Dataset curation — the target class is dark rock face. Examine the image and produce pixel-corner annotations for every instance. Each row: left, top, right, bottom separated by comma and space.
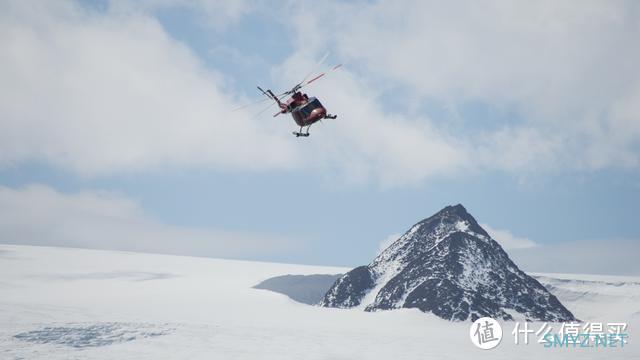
319, 266, 374, 307
320, 204, 576, 322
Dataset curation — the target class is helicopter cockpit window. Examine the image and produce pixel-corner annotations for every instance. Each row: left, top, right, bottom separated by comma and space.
299, 98, 322, 117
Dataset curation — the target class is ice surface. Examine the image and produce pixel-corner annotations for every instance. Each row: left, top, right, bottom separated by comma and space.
14, 322, 170, 348
0, 244, 638, 359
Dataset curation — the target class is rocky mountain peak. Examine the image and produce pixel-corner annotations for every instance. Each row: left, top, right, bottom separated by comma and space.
321, 204, 576, 322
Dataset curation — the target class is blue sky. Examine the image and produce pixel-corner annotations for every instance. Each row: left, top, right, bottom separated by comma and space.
1, 1, 639, 273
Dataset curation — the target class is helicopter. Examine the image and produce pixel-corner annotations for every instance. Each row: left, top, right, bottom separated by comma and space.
237, 63, 342, 137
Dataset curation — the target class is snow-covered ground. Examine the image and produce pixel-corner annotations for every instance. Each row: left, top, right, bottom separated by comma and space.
0, 244, 637, 359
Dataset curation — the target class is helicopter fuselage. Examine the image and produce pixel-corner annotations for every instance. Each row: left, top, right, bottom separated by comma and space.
274, 91, 327, 127
288, 96, 327, 127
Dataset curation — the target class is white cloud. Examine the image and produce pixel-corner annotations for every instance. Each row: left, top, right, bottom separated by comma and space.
508, 239, 640, 276
285, 0, 640, 177
1, 1, 639, 185
108, 0, 252, 30
0, 184, 299, 258
481, 223, 537, 249
0, 1, 296, 175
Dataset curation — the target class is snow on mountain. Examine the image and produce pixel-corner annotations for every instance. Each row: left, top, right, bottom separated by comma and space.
321, 204, 576, 322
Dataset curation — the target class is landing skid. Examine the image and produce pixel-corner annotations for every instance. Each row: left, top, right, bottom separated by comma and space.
293, 125, 311, 138
292, 115, 337, 137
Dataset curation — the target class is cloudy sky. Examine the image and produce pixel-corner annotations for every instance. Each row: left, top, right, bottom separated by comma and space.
1, 0, 639, 274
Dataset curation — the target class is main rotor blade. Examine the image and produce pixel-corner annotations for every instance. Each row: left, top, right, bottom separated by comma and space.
232, 96, 270, 111
301, 63, 343, 88
254, 101, 277, 117
233, 85, 290, 112
298, 52, 330, 86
